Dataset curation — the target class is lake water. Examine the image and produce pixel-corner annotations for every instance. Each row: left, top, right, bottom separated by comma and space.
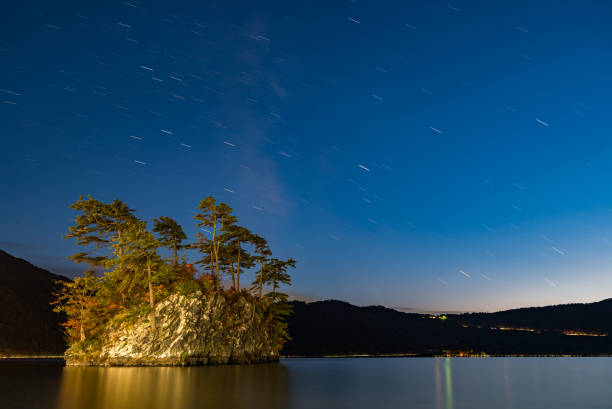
2, 357, 612, 409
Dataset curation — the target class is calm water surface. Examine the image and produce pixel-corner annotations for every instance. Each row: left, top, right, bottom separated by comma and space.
1, 357, 612, 409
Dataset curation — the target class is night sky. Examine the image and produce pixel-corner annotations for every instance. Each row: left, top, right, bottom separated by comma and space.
2, 1, 612, 312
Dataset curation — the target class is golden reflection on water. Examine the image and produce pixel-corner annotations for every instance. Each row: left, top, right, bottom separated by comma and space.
3, 357, 611, 409
57, 363, 290, 409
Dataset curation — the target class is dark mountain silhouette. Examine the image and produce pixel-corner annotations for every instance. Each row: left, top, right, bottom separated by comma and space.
454, 299, 612, 334
282, 299, 612, 356
0, 250, 69, 356
2, 249, 612, 357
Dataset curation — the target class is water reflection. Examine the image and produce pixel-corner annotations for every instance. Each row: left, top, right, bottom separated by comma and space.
433, 358, 455, 409
503, 359, 512, 409
0, 359, 63, 409
434, 358, 442, 409
444, 358, 454, 409
3, 357, 612, 409
57, 363, 289, 409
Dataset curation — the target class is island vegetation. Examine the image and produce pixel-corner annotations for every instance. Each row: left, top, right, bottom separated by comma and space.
52, 195, 295, 365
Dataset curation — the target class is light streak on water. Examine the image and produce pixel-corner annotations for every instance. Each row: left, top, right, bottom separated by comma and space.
445, 358, 454, 409
434, 358, 442, 409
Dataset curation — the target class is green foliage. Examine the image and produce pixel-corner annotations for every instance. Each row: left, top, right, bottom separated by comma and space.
113, 303, 152, 327
192, 196, 239, 289
197, 274, 217, 294
251, 235, 272, 298
265, 258, 296, 296
267, 299, 294, 345
58, 195, 296, 350
223, 225, 256, 291
174, 279, 201, 297
64, 196, 138, 267
153, 216, 187, 266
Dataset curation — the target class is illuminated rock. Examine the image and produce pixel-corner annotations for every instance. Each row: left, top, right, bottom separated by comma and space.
65, 292, 279, 366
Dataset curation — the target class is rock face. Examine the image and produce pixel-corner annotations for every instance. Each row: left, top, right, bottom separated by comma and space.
65, 293, 279, 366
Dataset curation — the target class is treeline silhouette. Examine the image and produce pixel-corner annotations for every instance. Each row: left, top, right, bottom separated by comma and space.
282, 300, 612, 356
453, 300, 612, 334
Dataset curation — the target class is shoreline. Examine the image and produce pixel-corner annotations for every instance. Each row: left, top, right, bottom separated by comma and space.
0, 355, 64, 359
281, 353, 612, 358
4, 354, 612, 362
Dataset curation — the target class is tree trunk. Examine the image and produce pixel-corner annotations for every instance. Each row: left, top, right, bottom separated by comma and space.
79, 303, 86, 342
230, 261, 236, 289
215, 242, 221, 290
212, 216, 219, 290
209, 250, 214, 277
147, 258, 156, 332
236, 240, 241, 291
117, 228, 125, 304
259, 260, 264, 298
117, 229, 123, 264
172, 239, 178, 267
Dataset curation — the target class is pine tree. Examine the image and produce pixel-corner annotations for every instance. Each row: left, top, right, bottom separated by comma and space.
220, 225, 255, 291
265, 257, 296, 299
64, 196, 138, 267
263, 258, 296, 346
251, 235, 272, 298
193, 197, 237, 290
153, 216, 186, 267
116, 221, 163, 332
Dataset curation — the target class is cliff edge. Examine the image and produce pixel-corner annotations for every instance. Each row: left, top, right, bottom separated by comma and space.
65, 292, 279, 366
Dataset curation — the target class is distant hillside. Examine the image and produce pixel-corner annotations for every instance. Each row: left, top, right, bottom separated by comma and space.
3, 249, 612, 357
453, 299, 612, 334
0, 250, 69, 356
282, 299, 612, 357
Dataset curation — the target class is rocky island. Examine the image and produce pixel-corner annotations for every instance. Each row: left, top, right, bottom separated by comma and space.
55, 195, 295, 366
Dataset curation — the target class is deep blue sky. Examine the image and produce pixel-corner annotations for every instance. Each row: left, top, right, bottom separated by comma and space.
2, 1, 612, 312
